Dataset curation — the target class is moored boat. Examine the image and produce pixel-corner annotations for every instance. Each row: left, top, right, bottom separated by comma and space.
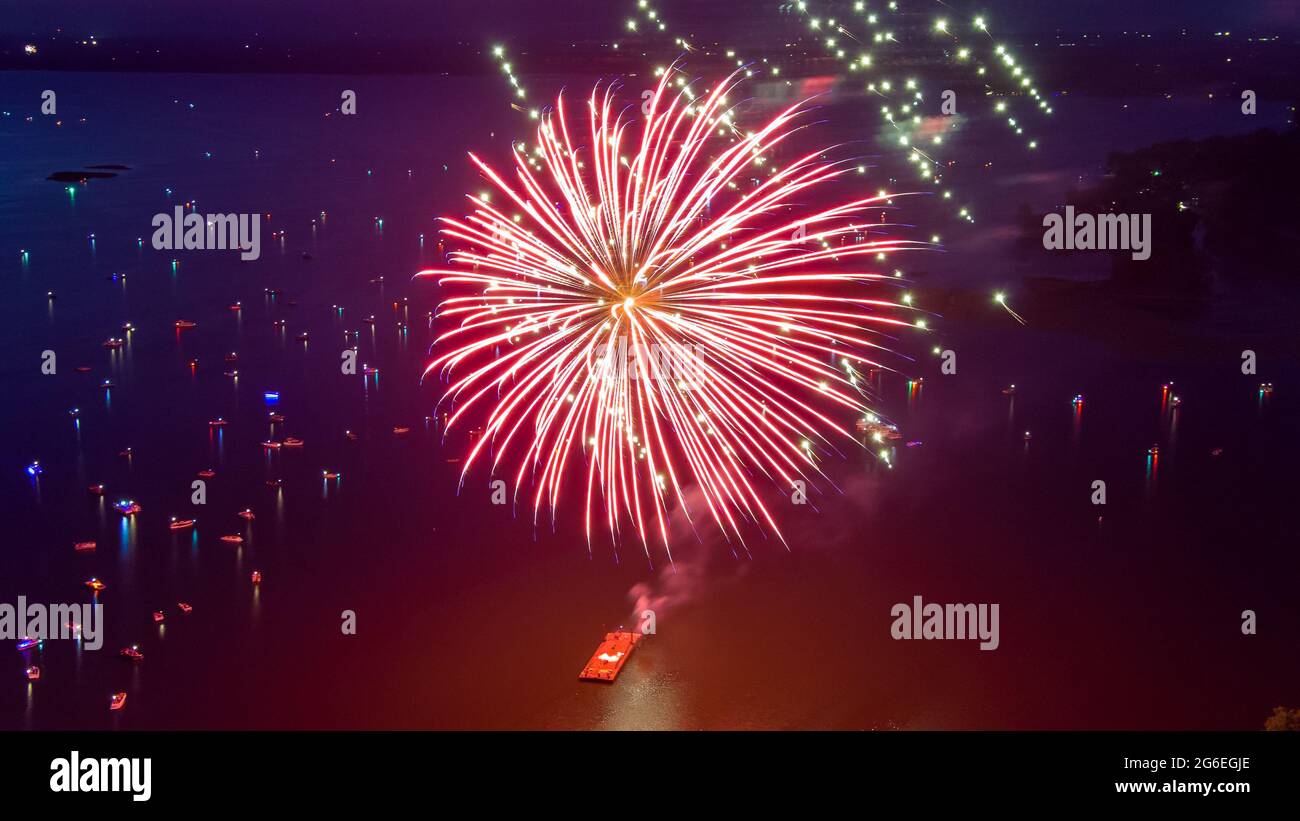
578, 631, 643, 682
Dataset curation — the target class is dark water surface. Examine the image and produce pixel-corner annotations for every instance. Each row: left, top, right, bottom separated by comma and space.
1, 72, 1296, 729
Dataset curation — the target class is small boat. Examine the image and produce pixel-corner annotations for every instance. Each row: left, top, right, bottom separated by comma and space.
75, 366, 92, 373
224, 370, 239, 378
118, 447, 133, 458
1072, 394, 1084, 405
265, 479, 283, 488
283, 437, 304, 448
268, 413, 285, 423
120, 645, 143, 662
294, 332, 310, 342
1148, 445, 1160, 456
322, 470, 339, 479
861, 422, 902, 442
223, 353, 238, 363
177, 602, 193, 614
120, 322, 135, 333
1023, 431, 1033, 441
209, 418, 228, 427
272, 319, 286, 328
197, 469, 216, 478
110, 692, 128, 711
1002, 385, 1017, 395
25, 666, 40, 681
85, 578, 106, 592
362, 366, 379, 375
175, 320, 197, 329
345, 430, 359, 441
393, 426, 411, 435
1260, 383, 1274, 396
251, 570, 262, 584
905, 440, 924, 448
68, 407, 80, 417
228, 302, 242, 311
261, 440, 282, 450
1211, 447, 1224, 457
237, 508, 256, 520
74, 541, 97, 552
1170, 396, 1182, 408
101, 380, 115, 389
16, 637, 42, 652
115, 500, 141, 516
169, 517, 196, 530
265, 288, 283, 296
88, 484, 105, 495
220, 535, 244, 545
152, 611, 165, 623
102, 338, 125, 349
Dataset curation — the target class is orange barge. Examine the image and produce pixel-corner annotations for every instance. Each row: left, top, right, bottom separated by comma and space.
578, 631, 642, 682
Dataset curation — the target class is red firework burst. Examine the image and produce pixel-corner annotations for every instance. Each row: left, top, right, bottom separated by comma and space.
420, 70, 927, 557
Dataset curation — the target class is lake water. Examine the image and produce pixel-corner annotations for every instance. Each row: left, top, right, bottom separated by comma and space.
1, 71, 1296, 729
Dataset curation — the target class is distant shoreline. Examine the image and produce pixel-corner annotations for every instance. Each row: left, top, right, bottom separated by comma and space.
3, 31, 1296, 96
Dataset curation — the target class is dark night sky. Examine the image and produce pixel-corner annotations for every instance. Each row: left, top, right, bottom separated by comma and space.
3, 0, 1297, 41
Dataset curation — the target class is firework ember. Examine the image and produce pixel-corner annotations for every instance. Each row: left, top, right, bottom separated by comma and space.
421, 70, 928, 557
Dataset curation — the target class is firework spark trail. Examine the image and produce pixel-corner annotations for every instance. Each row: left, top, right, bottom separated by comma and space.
623, 1, 1055, 226
994, 291, 1027, 325
420, 69, 928, 559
